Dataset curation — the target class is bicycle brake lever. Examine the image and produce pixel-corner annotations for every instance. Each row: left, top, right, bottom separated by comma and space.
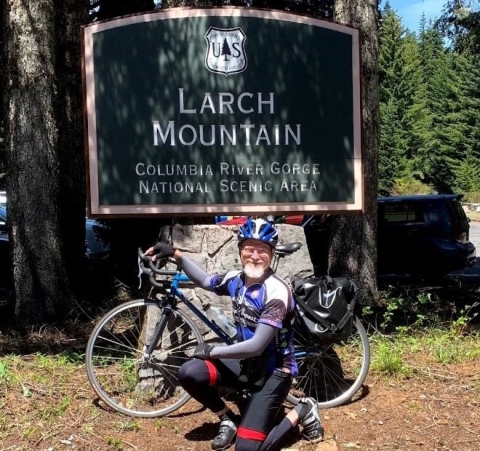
137, 255, 143, 289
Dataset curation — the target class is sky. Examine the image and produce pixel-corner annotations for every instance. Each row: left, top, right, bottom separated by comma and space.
383, 0, 446, 32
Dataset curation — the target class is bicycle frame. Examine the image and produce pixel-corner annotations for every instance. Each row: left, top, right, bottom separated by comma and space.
144, 270, 234, 360
148, 267, 319, 362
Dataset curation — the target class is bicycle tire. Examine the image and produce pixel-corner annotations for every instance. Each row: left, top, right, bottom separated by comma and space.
85, 298, 203, 418
287, 315, 370, 409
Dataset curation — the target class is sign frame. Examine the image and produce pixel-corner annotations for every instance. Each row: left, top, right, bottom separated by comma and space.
82, 7, 363, 217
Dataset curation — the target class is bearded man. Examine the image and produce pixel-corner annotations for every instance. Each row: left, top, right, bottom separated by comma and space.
145, 218, 323, 451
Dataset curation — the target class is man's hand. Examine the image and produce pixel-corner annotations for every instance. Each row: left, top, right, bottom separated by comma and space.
193, 343, 215, 360
145, 242, 175, 260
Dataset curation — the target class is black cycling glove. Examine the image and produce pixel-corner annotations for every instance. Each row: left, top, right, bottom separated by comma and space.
152, 242, 175, 258
193, 343, 215, 360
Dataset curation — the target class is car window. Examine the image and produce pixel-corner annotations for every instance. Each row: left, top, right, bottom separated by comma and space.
447, 199, 468, 221
383, 203, 423, 223
423, 201, 444, 224
446, 199, 469, 242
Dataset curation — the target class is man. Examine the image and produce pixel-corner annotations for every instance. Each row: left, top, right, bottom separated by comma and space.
146, 218, 323, 451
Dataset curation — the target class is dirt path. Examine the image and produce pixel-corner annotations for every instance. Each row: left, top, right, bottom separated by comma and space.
1, 357, 479, 451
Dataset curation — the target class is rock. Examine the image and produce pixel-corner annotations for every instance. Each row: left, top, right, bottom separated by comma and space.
315, 438, 338, 450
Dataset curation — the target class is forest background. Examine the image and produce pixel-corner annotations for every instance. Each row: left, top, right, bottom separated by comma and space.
380, 0, 480, 199
1, 0, 480, 328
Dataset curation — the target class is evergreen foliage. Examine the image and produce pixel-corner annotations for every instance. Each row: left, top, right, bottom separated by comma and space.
378, 1, 480, 196
437, 0, 480, 55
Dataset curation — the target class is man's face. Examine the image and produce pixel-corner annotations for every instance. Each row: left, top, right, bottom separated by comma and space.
239, 239, 273, 280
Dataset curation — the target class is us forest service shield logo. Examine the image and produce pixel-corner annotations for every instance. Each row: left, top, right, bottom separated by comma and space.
204, 27, 247, 76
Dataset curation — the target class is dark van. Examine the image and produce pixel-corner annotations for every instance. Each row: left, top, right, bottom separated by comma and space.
377, 194, 476, 281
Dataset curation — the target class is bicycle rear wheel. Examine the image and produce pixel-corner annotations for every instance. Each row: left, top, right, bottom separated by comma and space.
85, 299, 203, 417
287, 315, 370, 409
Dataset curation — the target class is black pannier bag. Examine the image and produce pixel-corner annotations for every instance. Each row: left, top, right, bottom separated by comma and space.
292, 276, 359, 343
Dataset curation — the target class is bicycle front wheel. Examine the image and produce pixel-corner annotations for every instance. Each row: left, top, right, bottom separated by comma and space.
85, 299, 203, 417
288, 315, 370, 409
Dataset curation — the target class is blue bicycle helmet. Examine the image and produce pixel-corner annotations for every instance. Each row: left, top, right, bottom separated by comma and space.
237, 218, 279, 248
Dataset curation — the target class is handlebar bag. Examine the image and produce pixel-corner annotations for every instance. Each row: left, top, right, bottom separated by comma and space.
292, 275, 358, 343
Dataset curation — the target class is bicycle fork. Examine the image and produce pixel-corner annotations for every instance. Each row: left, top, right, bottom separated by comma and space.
141, 298, 175, 361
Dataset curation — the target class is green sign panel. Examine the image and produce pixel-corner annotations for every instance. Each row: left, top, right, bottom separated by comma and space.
82, 8, 362, 216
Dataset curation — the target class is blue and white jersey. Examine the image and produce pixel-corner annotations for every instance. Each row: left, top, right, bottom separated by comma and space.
210, 268, 298, 376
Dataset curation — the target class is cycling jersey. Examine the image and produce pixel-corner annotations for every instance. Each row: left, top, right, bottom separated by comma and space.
210, 268, 298, 377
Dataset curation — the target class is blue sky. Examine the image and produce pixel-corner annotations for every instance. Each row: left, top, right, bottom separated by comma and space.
382, 0, 446, 32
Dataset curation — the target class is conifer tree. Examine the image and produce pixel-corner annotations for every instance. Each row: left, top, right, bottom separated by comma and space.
437, 0, 480, 55
379, 3, 427, 194
416, 24, 458, 192
378, 2, 405, 194
398, 32, 430, 188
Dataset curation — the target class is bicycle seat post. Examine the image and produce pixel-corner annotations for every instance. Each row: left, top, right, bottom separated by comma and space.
272, 251, 285, 272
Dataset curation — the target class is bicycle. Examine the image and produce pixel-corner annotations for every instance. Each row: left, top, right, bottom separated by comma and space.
85, 243, 370, 418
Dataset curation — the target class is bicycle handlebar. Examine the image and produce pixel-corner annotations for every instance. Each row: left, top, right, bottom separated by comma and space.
137, 248, 179, 273
137, 248, 184, 289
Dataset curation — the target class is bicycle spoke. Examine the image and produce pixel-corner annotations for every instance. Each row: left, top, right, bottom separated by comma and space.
86, 300, 203, 417
290, 316, 370, 409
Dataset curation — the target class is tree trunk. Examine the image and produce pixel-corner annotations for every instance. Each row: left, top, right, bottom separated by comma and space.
329, 0, 380, 304
5, 0, 88, 327
55, 0, 90, 294
0, 0, 6, 182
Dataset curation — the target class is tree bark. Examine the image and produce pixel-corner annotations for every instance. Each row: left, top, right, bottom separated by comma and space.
0, 0, 6, 182
328, 0, 379, 304
5, 0, 88, 326
55, 0, 90, 293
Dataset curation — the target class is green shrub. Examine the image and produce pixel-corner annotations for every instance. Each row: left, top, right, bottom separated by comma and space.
463, 190, 480, 203
363, 284, 480, 335
391, 177, 433, 196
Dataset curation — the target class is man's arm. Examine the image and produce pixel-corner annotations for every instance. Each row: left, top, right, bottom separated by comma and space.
208, 323, 276, 360
176, 254, 214, 290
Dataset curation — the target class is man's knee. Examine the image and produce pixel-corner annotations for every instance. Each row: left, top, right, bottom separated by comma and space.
177, 359, 208, 385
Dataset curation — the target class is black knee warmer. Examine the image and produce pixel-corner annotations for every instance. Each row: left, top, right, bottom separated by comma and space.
178, 359, 211, 386
177, 359, 225, 413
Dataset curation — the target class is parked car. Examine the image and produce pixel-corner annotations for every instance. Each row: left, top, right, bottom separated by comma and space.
84, 218, 110, 265
0, 206, 110, 286
216, 194, 477, 282
377, 194, 476, 281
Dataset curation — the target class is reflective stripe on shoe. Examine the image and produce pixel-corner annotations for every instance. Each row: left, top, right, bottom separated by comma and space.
212, 419, 237, 451
298, 397, 324, 443
302, 420, 324, 443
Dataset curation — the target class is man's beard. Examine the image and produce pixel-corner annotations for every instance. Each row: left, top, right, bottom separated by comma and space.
244, 263, 266, 279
